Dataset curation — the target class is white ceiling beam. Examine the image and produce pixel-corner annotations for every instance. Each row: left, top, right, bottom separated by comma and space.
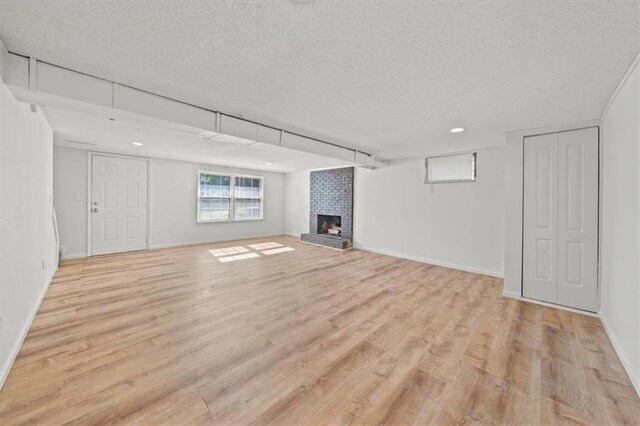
116, 85, 217, 132
2, 52, 28, 88
281, 132, 356, 163
1, 52, 386, 168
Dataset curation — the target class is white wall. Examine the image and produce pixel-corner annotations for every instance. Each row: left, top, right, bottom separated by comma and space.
53, 147, 87, 258
0, 81, 57, 388
53, 148, 287, 255
600, 56, 640, 394
150, 158, 285, 248
284, 170, 310, 237
355, 149, 505, 276
285, 148, 506, 277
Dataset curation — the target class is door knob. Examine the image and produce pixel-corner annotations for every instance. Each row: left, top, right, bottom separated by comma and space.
92, 207, 99, 213
93, 201, 98, 206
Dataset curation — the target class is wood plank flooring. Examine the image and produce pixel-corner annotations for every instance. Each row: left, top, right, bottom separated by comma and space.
1, 236, 639, 425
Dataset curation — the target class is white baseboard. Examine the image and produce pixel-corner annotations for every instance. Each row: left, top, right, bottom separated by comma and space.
64, 234, 290, 256
61, 252, 87, 260
600, 313, 640, 397
502, 290, 522, 300
502, 290, 598, 317
149, 233, 287, 250
288, 237, 503, 278
0, 269, 56, 390
354, 244, 504, 278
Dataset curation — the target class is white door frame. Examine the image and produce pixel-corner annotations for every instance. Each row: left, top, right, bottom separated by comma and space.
503, 120, 603, 314
86, 151, 151, 256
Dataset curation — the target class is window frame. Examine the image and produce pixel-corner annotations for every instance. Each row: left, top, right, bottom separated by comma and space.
196, 170, 264, 223
424, 152, 477, 184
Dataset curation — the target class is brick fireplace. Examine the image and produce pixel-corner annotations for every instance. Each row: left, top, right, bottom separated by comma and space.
301, 167, 354, 249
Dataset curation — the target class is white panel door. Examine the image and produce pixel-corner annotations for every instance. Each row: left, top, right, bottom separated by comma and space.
557, 127, 599, 311
523, 133, 559, 304
91, 155, 148, 255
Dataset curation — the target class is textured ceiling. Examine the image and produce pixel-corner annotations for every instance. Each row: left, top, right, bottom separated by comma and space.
43, 107, 351, 173
1, 1, 639, 159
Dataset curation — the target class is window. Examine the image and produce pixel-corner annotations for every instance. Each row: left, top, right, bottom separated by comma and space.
234, 176, 262, 220
198, 173, 231, 221
425, 152, 476, 184
197, 172, 263, 222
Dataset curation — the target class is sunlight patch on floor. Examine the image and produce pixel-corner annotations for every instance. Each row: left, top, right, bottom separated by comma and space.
248, 242, 283, 250
209, 246, 250, 257
261, 247, 295, 255
211, 242, 295, 263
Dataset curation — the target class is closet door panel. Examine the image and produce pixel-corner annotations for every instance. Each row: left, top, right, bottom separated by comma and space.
557, 127, 599, 311
523, 133, 559, 303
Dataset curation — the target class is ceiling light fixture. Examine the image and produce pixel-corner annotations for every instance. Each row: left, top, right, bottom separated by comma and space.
266, 162, 274, 166
132, 142, 144, 146
450, 127, 465, 133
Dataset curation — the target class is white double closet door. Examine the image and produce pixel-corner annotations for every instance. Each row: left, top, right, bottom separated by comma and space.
523, 127, 598, 312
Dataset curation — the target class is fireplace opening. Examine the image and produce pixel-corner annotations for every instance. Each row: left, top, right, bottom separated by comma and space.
317, 214, 342, 236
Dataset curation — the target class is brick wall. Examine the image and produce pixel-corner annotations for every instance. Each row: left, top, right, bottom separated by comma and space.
309, 167, 354, 240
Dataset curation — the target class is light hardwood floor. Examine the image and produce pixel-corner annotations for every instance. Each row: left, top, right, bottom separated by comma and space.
1, 236, 639, 425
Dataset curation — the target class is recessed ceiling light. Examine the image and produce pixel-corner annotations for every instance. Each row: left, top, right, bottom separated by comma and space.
450, 127, 465, 133
132, 142, 144, 146
266, 162, 274, 166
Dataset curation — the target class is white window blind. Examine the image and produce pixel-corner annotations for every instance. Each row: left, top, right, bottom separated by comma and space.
197, 172, 263, 222
425, 153, 476, 184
